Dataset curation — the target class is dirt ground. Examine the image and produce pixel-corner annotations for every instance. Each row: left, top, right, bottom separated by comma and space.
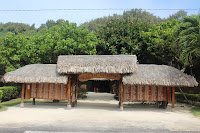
0, 92, 200, 131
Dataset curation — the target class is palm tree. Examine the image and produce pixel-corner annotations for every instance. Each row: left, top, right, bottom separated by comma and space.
178, 15, 200, 71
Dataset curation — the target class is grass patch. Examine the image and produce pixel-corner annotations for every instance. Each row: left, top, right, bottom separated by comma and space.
1, 99, 32, 107
0, 104, 6, 111
0, 98, 32, 112
0, 98, 67, 112
191, 107, 200, 117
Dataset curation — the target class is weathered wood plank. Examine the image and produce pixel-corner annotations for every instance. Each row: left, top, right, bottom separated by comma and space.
167, 87, 171, 102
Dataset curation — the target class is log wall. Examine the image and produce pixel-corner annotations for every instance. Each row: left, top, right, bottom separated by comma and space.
25, 83, 68, 100
124, 85, 169, 102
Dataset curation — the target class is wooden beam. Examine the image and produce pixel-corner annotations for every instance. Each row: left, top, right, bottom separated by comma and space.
172, 87, 175, 108
21, 83, 25, 107
120, 78, 124, 111
67, 76, 71, 109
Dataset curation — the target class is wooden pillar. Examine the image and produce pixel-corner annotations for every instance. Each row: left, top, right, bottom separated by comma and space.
71, 80, 75, 107
33, 98, 35, 105
75, 75, 78, 105
67, 76, 71, 109
118, 81, 121, 108
171, 87, 175, 108
120, 79, 124, 111
21, 83, 25, 107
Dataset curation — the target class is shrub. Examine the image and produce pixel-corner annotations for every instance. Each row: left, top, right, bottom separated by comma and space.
175, 92, 200, 102
0, 91, 2, 102
0, 86, 20, 102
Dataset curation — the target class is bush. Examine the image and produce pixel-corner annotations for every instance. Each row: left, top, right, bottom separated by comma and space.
0, 86, 20, 102
0, 91, 2, 102
175, 92, 200, 102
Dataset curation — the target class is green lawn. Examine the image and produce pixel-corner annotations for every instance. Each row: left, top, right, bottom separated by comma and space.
191, 107, 200, 117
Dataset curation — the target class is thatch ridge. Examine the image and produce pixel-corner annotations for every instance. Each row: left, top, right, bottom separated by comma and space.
2, 64, 68, 84
122, 64, 198, 87
57, 55, 137, 74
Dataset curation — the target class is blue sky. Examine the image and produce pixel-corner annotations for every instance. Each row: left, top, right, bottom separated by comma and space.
0, 0, 199, 28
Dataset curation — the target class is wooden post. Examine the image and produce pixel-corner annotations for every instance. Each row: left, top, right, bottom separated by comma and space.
75, 75, 78, 106
120, 79, 124, 111
71, 80, 75, 107
21, 83, 25, 107
67, 76, 71, 109
118, 81, 121, 108
171, 87, 175, 108
33, 98, 35, 105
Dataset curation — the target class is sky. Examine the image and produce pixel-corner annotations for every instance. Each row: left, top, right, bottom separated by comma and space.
0, 0, 199, 28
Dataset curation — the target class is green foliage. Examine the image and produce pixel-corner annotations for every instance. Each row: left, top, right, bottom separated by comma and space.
0, 91, 2, 102
0, 11, 199, 82
96, 18, 151, 55
0, 20, 98, 72
166, 10, 187, 21
0, 22, 35, 36
141, 19, 181, 65
175, 92, 200, 102
0, 86, 20, 102
177, 15, 200, 69
140, 15, 200, 78
81, 9, 162, 33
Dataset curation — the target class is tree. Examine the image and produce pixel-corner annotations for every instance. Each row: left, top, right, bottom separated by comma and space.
45, 20, 57, 29
0, 22, 36, 36
0, 20, 98, 72
140, 19, 181, 66
167, 10, 187, 21
177, 15, 200, 75
96, 18, 153, 57
80, 9, 162, 33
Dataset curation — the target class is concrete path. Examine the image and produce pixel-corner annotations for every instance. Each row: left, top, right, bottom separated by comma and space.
0, 92, 200, 132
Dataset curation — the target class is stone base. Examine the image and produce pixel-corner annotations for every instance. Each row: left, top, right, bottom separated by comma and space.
120, 106, 123, 111
67, 104, 71, 109
20, 103, 24, 108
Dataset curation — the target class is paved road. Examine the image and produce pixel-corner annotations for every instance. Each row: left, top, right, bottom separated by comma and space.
0, 123, 170, 133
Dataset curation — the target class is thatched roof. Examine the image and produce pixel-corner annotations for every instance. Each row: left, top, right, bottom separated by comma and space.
2, 64, 68, 84
122, 64, 198, 87
57, 55, 137, 74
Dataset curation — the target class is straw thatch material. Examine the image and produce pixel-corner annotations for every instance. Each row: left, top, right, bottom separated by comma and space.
122, 64, 198, 87
2, 64, 68, 84
57, 55, 137, 74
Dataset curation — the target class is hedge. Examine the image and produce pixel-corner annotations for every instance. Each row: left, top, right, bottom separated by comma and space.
0, 91, 2, 103
175, 92, 200, 102
0, 86, 20, 102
